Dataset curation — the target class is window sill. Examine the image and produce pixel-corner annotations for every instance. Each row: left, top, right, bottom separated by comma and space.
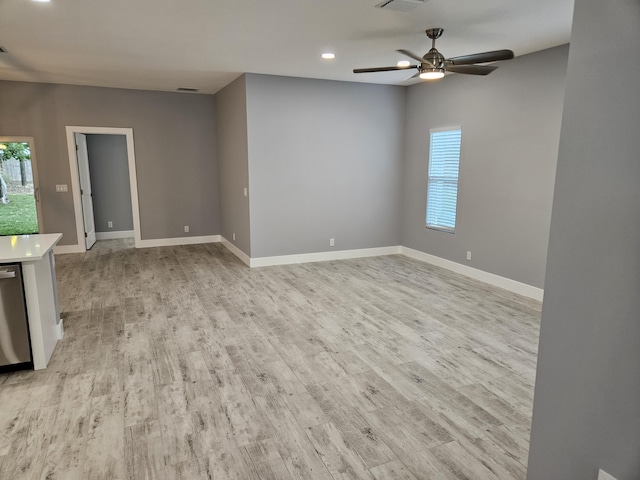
426, 225, 455, 234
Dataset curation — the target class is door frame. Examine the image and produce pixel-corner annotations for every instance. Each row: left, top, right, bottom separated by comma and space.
0, 136, 45, 234
65, 126, 142, 250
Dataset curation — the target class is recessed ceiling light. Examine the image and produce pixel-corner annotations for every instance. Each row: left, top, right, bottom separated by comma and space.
321, 53, 336, 60
397, 60, 411, 67
32, 0, 51, 2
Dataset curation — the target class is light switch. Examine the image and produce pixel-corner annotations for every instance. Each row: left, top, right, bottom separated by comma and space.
56, 184, 68, 192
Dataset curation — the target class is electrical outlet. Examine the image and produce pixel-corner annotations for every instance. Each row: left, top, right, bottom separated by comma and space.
55, 184, 68, 192
232, 233, 236, 241
107, 221, 113, 228
466, 251, 472, 261
184, 225, 189, 233
329, 238, 335, 247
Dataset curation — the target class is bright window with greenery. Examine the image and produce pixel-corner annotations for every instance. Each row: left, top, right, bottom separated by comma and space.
426, 127, 461, 232
0, 142, 38, 236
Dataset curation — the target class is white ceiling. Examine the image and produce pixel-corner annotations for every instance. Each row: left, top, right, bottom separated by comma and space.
0, 0, 574, 95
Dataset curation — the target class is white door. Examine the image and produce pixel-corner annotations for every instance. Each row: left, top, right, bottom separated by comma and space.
74, 133, 96, 250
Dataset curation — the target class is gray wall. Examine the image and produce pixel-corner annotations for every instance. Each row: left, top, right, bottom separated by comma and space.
215, 75, 251, 255
0, 81, 219, 245
401, 45, 568, 288
244, 74, 405, 258
86, 134, 133, 233
527, 0, 640, 478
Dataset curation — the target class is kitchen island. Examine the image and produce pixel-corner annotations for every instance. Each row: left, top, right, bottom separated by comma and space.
0, 233, 63, 370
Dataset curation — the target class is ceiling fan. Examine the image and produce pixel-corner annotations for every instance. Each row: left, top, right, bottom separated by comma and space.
353, 28, 514, 80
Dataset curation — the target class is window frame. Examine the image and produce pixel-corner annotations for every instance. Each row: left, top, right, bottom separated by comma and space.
426, 126, 462, 234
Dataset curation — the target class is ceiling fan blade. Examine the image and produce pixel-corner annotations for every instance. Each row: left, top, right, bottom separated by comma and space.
396, 49, 424, 63
447, 49, 514, 65
397, 49, 434, 67
353, 65, 418, 74
446, 64, 498, 75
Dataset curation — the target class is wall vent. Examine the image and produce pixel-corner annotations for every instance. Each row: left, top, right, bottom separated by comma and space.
176, 87, 199, 92
375, 0, 426, 12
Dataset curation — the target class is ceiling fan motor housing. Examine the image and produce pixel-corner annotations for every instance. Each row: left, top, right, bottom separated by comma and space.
424, 48, 445, 68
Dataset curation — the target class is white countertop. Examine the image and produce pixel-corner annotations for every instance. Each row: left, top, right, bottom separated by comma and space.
0, 234, 63, 263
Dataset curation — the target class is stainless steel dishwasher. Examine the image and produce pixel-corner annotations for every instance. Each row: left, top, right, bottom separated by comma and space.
0, 264, 33, 372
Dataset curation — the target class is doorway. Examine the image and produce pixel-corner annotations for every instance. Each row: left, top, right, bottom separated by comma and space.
0, 136, 44, 236
65, 127, 141, 251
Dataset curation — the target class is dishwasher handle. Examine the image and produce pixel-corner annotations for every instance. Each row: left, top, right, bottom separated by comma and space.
0, 269, 17, 279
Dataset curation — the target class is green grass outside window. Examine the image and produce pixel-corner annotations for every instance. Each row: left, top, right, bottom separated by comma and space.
0, 194, 39, 236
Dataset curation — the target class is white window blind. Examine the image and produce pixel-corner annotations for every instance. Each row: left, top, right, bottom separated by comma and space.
426, 128, 461, 231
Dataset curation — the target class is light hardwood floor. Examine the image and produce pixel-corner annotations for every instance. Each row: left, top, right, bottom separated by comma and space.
0, 240, 541, 479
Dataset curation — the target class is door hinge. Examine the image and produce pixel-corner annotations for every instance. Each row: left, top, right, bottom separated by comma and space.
80, 189, 83, 195
76, 144, 79, 151
84, 232, 87, 238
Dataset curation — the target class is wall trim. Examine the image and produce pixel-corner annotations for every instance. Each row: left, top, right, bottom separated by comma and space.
219, 242, 542, 301
95, 230, 134, 240
220, 237, 251, 266
250, 246, 402, 268
54, 245, 85, 255
65, 126, 142, 251
400, 246, 544, 301
54, 233, 542, 301
137, 235, 221, 249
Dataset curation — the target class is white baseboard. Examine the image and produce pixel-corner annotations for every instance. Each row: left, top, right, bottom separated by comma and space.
136, 235, 221, 249
54, 233, 542, 301
56, 320, 64, 340
250, 246, 402, 268
96, 230, 134, 240
55, 235, 221, 253
54, 244, 85, 255
400, 246, 544, 301
220, 237, 251, 266
221, 243, 541, 301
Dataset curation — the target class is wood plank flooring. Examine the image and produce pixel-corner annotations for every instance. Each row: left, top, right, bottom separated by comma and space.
0, 240, 541, 479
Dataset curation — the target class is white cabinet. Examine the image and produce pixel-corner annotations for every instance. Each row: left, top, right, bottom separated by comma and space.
0, 234, 63, 369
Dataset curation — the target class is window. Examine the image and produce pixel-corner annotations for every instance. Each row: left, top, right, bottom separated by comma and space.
426, 127, 461, 232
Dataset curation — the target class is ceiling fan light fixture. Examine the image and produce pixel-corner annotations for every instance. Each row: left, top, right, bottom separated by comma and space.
419, 69, 445, 80
321, 52, 336, 60
354, 28, 513, 81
